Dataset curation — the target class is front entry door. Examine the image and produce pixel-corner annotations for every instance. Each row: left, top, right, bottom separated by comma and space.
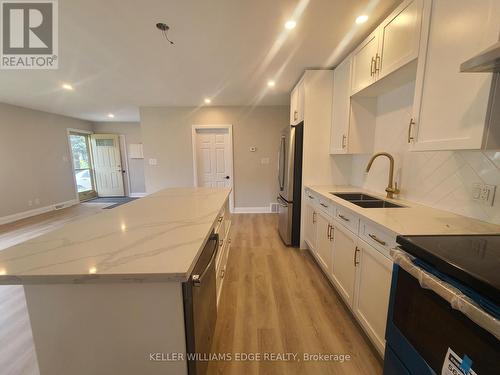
195, 129, 232, 188
91, 134, 125, 197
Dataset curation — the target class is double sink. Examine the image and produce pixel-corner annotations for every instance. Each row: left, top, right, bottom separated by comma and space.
331, 192, 405, 209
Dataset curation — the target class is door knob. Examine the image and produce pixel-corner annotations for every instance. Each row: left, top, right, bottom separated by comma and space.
225, 176, 230, 179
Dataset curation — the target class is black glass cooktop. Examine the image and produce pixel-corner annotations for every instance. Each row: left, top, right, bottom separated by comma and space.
397, 235, 500, 305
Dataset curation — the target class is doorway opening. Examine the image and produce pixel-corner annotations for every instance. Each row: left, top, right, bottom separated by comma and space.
69, 131, 97, 202
192, 125, 234, 212
68, 131, 128, 202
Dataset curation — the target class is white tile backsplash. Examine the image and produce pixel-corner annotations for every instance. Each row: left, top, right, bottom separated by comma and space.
347, 81, 500, 225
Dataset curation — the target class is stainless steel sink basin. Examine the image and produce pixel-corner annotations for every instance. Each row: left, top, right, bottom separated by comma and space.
351, 200, 404, 208
331, 192, 405, 208
332, 192, 380, 201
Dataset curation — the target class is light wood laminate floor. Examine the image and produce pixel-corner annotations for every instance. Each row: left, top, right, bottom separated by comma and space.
208, 214, 382, 375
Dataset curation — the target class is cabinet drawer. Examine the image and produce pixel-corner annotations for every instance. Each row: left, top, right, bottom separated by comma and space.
359, 220, 397, 258
304, 189, 319, 206
214, 209, 226, 235
317, 197, 335, 217
334, 206, 359, 234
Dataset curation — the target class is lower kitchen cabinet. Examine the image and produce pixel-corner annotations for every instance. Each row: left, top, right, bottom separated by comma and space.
303, 200, 317, 250
315, 211, 333, 273
354, 238, 393, 355
331, 224, 357, 308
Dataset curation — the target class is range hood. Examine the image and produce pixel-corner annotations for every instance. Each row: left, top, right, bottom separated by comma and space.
461, 41, 500, 73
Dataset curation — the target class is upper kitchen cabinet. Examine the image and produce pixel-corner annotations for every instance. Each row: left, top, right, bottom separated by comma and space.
290, 78, 305, 125
330, 54, 377, 155
351, 0, 426, 96
377, 0, 423, 80
351, 31, 379, 95
409, 0, 500, 151
330, 55, 352, 154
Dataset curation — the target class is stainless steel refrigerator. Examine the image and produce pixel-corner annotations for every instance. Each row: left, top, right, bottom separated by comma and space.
277, 122, 303, 247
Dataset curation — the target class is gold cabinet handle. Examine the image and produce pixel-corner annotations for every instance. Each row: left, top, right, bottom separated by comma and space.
312, 211, 317, 223
370, 56, 375, 76
326, 224, 331, 240
408, 118, 415, 143
329, 225, 334, 242
342, 134, 347, 149
308, 195, 314, 199
354, 247, 360, 266
320, 203, 328, 208
294, 110, 298, 121
375, 53, 381, 73
368, 233, 387, 246
338, 214, 350, 222
220, 269, 225, 279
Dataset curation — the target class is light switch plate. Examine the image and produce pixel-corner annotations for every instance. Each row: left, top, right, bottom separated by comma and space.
261, 157, 270, 165
148, 158, 157, 166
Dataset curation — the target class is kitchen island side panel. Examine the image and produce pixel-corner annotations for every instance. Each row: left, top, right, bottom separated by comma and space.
24, 282, 187, 375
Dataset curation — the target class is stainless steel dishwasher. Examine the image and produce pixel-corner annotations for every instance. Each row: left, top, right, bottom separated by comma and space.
183, 231, 219, 375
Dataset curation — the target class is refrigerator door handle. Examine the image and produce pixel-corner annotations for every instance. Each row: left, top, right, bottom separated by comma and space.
276, 195, 288, 207
278, 136, 286, 190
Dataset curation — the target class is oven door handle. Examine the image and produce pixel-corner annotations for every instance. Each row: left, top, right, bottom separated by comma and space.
192, 236, 218, 287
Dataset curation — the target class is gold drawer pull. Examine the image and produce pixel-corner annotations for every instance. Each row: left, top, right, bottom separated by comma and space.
338, 214, 350, 222
369, 233, 386, 246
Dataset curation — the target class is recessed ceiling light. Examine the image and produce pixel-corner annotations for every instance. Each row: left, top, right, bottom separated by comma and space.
107, 113, 115, 118
204, 98, 211, 104
61, 83, 74, 90
267, 80, 276, 87
284, 20, 296, 30
355, 15, 369, 24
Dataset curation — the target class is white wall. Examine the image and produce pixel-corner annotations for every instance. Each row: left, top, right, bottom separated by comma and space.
347, 81, 500, 225
92, 122, 146, 194
140, 106, 288, 209
0, 103, 93, 217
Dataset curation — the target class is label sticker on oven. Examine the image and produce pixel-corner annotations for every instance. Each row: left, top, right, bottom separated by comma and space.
442, 348, 477, 375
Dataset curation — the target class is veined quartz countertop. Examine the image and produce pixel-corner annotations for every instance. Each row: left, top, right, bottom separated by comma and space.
308, 185, 500, 235
0, 187, 231, 284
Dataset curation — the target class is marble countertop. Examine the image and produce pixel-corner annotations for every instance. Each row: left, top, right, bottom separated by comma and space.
0, 187, 231, 284
308, 185, 500, 236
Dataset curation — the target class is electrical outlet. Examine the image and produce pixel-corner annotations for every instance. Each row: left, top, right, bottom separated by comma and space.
261, 157, 270, 165
148, 158, 157, 166
472, 183, 496, 206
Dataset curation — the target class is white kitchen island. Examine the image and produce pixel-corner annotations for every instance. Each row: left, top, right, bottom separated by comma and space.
0, 187, 232, 375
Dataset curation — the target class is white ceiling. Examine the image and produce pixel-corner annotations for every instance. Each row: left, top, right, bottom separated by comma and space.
0, 0, 399, 122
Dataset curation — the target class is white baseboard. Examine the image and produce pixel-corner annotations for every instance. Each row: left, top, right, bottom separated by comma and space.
233, 206, 272, 214
129, 192, 148, 198
0, 199, 79, 226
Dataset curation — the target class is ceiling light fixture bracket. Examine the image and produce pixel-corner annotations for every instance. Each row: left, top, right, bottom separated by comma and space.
156, 22, 175, 45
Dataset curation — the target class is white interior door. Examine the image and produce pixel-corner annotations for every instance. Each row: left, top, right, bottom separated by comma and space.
91, 134, 125, 197
194, 128, 232, 188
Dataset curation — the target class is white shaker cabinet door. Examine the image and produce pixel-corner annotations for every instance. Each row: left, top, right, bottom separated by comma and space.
330, 55, 352, 154
303, 201, 317, 251
378, 0, 424, 80
331, 224, 357, 308
315, 211, 333, 274
410, 0, 500, 151
354, 239, 393, 355
351, 30, 379, 95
